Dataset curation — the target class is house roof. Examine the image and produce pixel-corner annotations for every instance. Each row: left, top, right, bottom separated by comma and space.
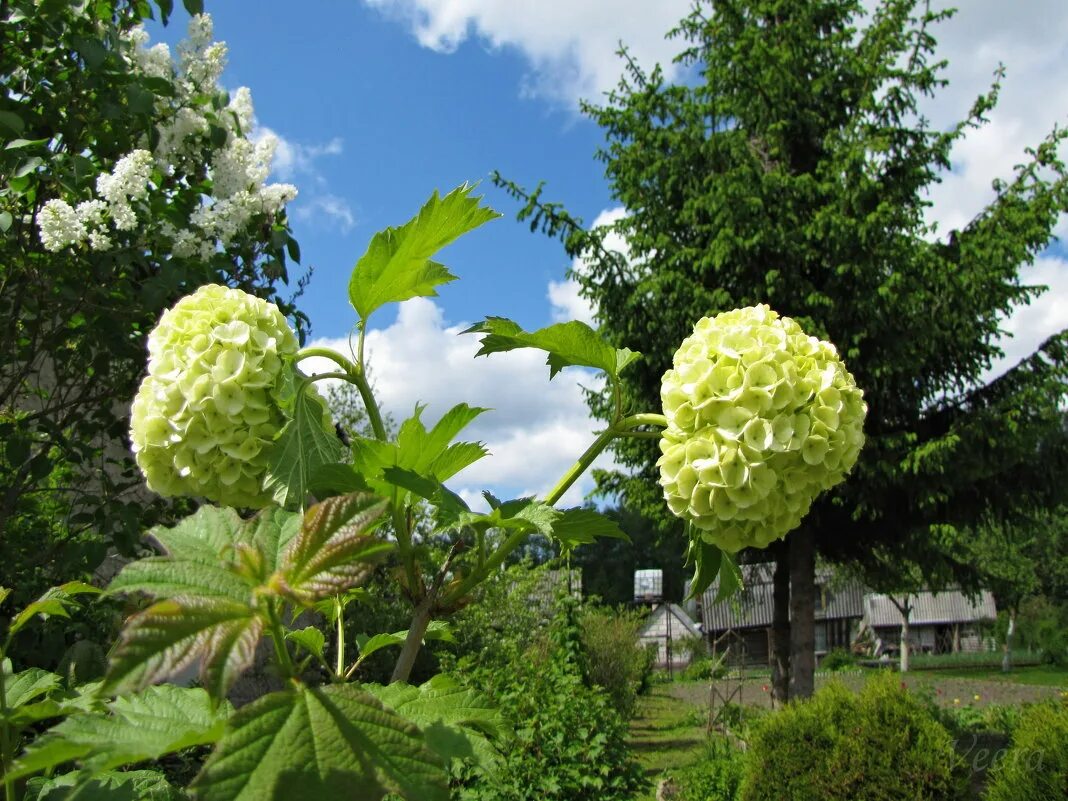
864, 590, 997, 628
639, 603, 703, 640
699, 563, 865, 632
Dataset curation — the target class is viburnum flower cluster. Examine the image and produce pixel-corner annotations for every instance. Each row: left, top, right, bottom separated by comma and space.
658, 305, 866, 552
130, 285, 322, 508
35, 14, 296, 257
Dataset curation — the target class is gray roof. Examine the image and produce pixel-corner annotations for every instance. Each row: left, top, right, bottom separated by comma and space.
864, 590, 997, 628
639, 603, 703, 639
700, 563, 865, 632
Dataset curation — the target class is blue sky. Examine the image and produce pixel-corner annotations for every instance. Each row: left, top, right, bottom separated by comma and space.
147, 0, 1068, 509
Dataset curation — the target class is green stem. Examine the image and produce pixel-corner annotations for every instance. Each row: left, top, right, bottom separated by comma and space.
264, 601, 296, 681
334, 596, 345, 681
295, 347, 359, 376
0, 646, 13, 801
543, 427, 616, 506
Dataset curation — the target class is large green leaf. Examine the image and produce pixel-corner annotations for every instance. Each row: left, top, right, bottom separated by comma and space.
263, 372, 344, 509
9, 686, 229, 781
146, 506, 244, 563
450, 495, 560, 537
9, 582, 101, 637
25, 769, 181, 801
2, 664, 62, 710
244, 506, 303, 574
107, 559, 251, 603
348, 184, 499, 322
104, 599, 263, 697
365, 675, 504, 770
463, 317, 640, 380
278, 493, 393, 602
192, 684, 449, 801
550, 507, 630, 550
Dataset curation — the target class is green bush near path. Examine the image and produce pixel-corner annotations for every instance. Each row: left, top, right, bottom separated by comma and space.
739, 672, 967, 800
983, 701, 1068, 801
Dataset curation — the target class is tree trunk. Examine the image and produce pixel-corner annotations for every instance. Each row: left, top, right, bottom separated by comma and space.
390, 597, 433, 683
789, 528, 815, 699
770, 546, 791, 707
1002, 610, 1015, 672
900, 614, 910, 673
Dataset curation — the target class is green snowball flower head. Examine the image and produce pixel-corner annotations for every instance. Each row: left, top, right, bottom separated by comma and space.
658, 305, 866, 552
130, 284, 304, 507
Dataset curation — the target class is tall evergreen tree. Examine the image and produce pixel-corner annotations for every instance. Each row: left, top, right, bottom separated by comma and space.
496, 0, 1068, 697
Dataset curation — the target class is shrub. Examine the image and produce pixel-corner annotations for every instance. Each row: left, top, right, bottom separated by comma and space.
819, 648, 856, 672
675, 738, 745, 801
739, 673, 967, 800
579, 604, 656, 717
455, 605, 646, 801
983, 701, 1068, 801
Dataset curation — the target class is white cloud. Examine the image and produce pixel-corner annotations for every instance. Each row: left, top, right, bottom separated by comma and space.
547, 206, 629, 325
985, 254, 1068, 379
915, 1, 1068, 240
267, 133, 344, 182
362, 0, 692, 105
255, 125, 355, 234
302, 298, 617, 506
292, 193, 357, 232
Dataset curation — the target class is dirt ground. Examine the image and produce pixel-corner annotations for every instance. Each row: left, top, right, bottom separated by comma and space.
666, 669, 1066, 711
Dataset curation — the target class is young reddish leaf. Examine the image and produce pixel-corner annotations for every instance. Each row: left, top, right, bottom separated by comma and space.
278, 493, 392, 602
105, 598, 263, 698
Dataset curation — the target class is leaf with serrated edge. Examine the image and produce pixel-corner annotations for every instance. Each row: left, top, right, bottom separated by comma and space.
348, 184, 499, 322
193, 684, 448, 801
280, 493, 392, 601
108, 559, 251, 603
263, 374, 344, 509
147, 506, 243, 563
463, 317, 640, 380
105, 598, 262, 697
551, 508, 630, 550
2, 667, 62, 710
27, 769, 181, 801
716, 551, 744, 602
243, 506, 302, 573
451, 497, 559, 536
285, 627, 325, 660
10, 582, 102, 637
365, 675, 503, 770
9, 686, 229, 780
686, 538, 723, 599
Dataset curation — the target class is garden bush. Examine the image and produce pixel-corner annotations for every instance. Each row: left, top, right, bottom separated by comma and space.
819, 648, 857, 672
675, 737, 745, 801
739, 673, 967, 800
578, 604, 656, 717
983, 701, 1068, 801
455, 603, 646, 801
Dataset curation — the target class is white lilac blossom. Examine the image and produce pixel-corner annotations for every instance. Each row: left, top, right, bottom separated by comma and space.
35, 14, 296, 256
130, 285, 331, 508
658, 304, 866, 552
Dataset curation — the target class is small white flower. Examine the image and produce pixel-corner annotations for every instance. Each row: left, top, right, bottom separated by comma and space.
37, 199, 86, 251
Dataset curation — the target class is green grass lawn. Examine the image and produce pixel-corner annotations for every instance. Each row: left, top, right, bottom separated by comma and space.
922, 664, 1068, 687
628, 683, 711, 800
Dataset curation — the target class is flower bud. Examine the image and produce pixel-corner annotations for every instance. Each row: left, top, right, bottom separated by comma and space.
658, 305, 866, 552
130, 284, 307, 507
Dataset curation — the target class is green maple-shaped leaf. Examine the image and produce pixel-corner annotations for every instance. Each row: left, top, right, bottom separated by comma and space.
278, 492, 393, 602
365, 675, 504, 771
25, 769, 181, 801
449, 494, 560, 537
104, 599, 263, 698
348, 184, 499, 323
9, 686, 230, 781
550, 507, 630, 550
463, 317, 640, 380
263, 369, 344, 509
192, 684, 449, 801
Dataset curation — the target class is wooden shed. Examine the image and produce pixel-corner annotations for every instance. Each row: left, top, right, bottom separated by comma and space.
639, 603, 703, 668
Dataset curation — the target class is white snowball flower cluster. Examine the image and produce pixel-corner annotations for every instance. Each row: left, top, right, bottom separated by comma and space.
35, 14, 296, 258
658, 305, 866, 552
130, 285, 330, 508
